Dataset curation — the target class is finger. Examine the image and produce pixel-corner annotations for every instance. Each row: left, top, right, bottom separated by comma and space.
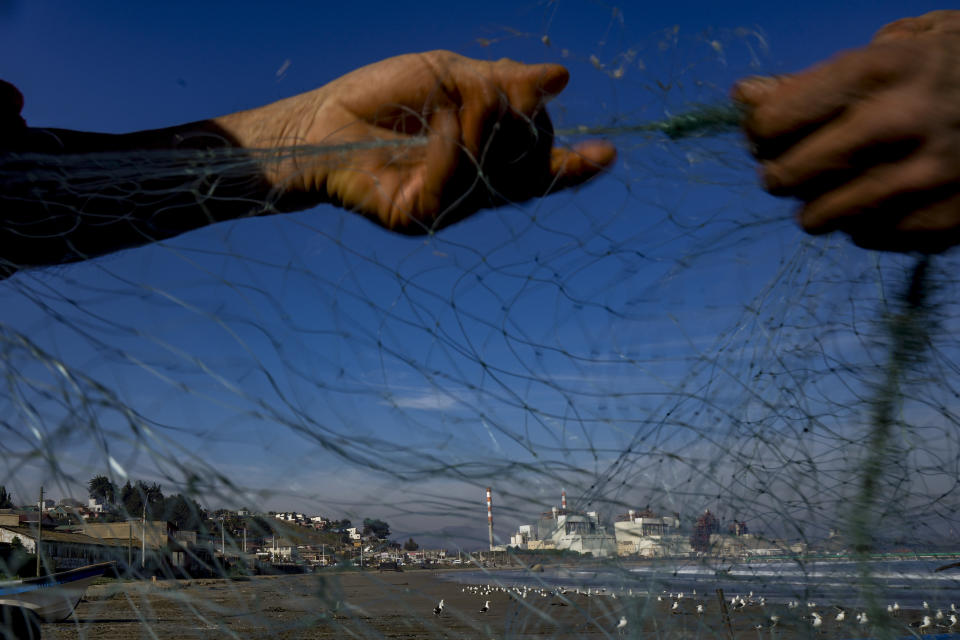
762, 96, 920, 195
546, 140, 617, 193
418, 107, 468, 231
735, 45, 911, 143
848, 195, 960, 253
799, 153, 952, 234
872, 11, 960, 42
497, 62, 569, 116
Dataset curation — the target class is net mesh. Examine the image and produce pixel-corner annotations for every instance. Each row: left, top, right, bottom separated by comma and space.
1, 7, 959, 640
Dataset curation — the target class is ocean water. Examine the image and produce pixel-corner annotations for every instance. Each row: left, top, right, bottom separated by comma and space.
450, 558, 960, 610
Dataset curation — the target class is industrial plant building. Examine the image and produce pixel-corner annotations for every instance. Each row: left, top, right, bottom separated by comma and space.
506, 491, 617, 558
613, 508, 693, 557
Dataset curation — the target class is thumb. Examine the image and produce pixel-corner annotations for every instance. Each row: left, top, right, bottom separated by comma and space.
546, 140, 617, 193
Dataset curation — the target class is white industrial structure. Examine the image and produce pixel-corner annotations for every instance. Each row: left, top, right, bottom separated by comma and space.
613, 508, 693, 557
507, 493, 616, 558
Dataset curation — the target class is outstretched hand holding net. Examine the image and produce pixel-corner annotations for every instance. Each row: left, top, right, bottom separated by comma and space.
1, 51, 616, 278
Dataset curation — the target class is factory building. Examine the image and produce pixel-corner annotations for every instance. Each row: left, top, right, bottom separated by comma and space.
507, 491, 616, 558
613, 508, 693, 557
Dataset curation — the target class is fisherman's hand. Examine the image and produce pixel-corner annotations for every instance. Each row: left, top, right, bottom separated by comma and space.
733, 10, 960, 252
219, 50, 616, 233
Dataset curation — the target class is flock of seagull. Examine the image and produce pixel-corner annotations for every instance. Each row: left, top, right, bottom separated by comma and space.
432, 583, 960, 635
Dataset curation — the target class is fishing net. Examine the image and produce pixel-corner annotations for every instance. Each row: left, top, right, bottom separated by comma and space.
1, 4, 959, 640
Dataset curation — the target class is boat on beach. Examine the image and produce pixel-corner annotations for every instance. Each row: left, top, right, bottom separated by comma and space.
0, 562, 114, 622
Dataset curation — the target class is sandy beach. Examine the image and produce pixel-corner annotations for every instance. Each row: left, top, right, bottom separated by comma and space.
36, 568, 946, 639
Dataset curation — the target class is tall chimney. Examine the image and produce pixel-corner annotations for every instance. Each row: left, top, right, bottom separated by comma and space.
561, 489, 567, 510
486, 487, 494, 551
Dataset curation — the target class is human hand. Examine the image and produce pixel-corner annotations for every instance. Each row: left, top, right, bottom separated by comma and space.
733, 11, 960, 252
220, 50, 616, 233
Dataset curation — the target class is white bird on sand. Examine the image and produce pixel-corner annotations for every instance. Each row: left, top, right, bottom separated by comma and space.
671, 601, 680, 613
893, 602, 901, 617
923, 601, 930, 611
479, 600, 490, 613
697, 604, 704, 615
811, 612, 823, 629
858, 612, 869, 625
913, 615, 933, 633
835, 610, 846, 623
433, 599, 444, 616
770, 615, 780, 627
616, 616, 628, 630
936, 609, 944, 621
944, 613, 958, 629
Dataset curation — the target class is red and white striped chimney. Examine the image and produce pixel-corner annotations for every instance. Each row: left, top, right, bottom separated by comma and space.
561, 488, 567, 510
486, 487, 494, 551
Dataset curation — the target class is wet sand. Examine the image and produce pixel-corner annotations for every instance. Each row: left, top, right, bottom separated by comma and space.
40, 569, 943, 639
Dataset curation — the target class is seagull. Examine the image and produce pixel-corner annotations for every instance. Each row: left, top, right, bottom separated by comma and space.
616, 616, 628, 630
893, 602, 901, 617
911, 615, 933, 633
433, 599, 444, 616
697, 604, 704, 615
835, 609, 846, 623
479, 600, 490, 613
936, 609, 944, 621
672, 601, 680, 613
858, 612, 869, 625
811, 612, 823, 629
944, 613, 958, 629
770, 615, 780, 627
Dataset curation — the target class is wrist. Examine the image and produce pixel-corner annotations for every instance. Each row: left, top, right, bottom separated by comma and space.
211, 88, 332, 210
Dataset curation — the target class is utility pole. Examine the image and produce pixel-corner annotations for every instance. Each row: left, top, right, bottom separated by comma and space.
128, 522, 132, 570
36, 486, 43, 577
141, 505, 146, 569
243, 527, 247, 554
220, 516, 225, 555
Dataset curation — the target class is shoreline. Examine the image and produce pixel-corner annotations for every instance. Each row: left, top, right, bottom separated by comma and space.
37, 569, 958, 639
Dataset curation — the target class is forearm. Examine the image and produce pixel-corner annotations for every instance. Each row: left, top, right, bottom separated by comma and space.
1, 103, 325, 278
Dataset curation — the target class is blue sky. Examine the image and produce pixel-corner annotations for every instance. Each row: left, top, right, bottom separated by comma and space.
1, 1, 956, 548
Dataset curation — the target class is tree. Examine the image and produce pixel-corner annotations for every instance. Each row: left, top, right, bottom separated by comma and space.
88, 475, 116, 504
119, 480, 165, 518
690, 509, 718, 553
161, 494, 206, 531
362, 518, 390, 540
403, 537, 419, 551
0, 485, 13, 509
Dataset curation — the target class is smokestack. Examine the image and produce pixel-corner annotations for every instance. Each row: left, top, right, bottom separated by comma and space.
561, 489, 567, 510
486, 487, 494, 551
